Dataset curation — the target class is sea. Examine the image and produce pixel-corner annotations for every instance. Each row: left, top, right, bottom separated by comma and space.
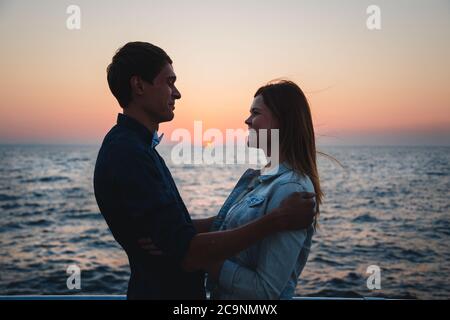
0, 144, 449, 299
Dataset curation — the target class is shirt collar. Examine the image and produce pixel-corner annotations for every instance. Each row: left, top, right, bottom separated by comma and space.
117, 113, 163, 147
152, 131, 164, 148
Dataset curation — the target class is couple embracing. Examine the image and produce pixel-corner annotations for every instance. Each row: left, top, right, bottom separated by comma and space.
94, 42, 322, 300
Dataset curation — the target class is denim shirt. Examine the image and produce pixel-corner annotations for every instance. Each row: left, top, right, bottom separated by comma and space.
208, 163, 315, 300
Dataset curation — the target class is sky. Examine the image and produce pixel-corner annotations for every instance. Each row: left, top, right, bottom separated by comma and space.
0, 0, 449, 145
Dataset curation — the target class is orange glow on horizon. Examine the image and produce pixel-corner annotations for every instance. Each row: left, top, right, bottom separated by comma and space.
0, 1, 449, 145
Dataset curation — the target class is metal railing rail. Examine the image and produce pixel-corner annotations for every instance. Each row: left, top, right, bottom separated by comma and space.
0, 295, 391, 300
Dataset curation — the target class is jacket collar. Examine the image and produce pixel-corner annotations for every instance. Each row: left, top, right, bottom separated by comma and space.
258, 163, 291, 183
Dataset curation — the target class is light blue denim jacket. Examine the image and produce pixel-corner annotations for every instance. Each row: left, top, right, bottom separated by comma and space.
208, 163, 315, 300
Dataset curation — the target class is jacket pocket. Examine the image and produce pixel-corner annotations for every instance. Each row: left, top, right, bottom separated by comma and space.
246, 195, 265, 207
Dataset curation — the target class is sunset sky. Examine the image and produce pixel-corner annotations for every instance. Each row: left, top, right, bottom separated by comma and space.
0, 0, 449, 145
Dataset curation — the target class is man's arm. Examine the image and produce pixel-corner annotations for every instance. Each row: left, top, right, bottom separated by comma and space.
110, 146, 315, 271
181, 192, 315, 272
192, 216, 215, 233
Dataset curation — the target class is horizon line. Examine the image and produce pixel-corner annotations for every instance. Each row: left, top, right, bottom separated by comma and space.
0, 142, 449, 148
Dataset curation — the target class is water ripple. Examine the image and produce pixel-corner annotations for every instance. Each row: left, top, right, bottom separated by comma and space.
0, 145, 448, 299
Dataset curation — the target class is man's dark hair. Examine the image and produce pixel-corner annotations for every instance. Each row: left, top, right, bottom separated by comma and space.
107, 42, 172, 108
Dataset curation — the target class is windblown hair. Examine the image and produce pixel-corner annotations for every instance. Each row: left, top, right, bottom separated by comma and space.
255, 80, 324, 229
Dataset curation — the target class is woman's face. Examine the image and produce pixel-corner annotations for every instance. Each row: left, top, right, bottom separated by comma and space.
245, 95, 279, 149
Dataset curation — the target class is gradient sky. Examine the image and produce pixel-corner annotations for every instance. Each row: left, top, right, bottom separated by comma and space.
0, 0, 449, 145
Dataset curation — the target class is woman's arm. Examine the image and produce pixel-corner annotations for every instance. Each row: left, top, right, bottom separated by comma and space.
181, 191, 315, 272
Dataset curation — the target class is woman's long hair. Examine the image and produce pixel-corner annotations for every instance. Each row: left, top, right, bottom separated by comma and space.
255, 80, 323, 229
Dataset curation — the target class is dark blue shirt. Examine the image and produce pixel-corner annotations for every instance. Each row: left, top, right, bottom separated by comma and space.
94, 114, 205, 299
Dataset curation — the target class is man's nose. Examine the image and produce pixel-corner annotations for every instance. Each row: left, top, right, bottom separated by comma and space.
173, 86, 181, 99
244, 116, 251, 126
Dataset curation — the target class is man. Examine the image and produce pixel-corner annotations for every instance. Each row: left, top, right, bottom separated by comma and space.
94, 42, 316, 299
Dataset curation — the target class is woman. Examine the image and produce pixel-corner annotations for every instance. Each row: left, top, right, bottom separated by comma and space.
208, 80, 322, 300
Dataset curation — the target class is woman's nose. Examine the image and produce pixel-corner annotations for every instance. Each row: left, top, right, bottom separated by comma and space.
244, 116, 252, 126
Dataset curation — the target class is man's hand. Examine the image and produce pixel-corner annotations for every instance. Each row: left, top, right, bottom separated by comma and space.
275, 192, 316, 231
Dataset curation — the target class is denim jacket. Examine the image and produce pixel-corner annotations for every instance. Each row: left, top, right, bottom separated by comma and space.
208, 163, 314, 300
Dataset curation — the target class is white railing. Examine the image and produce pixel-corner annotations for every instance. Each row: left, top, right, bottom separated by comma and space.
0, 295, 390, 300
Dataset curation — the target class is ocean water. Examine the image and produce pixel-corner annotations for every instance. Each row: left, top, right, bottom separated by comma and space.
0, 144, 449, 299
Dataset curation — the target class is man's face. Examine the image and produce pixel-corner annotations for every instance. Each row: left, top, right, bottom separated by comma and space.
141, 63, 181, 123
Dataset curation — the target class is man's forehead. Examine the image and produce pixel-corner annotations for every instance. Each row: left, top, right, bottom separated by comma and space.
161, 63, 176, 78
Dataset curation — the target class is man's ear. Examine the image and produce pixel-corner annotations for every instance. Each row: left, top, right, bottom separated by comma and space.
130, 75, 145, 96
